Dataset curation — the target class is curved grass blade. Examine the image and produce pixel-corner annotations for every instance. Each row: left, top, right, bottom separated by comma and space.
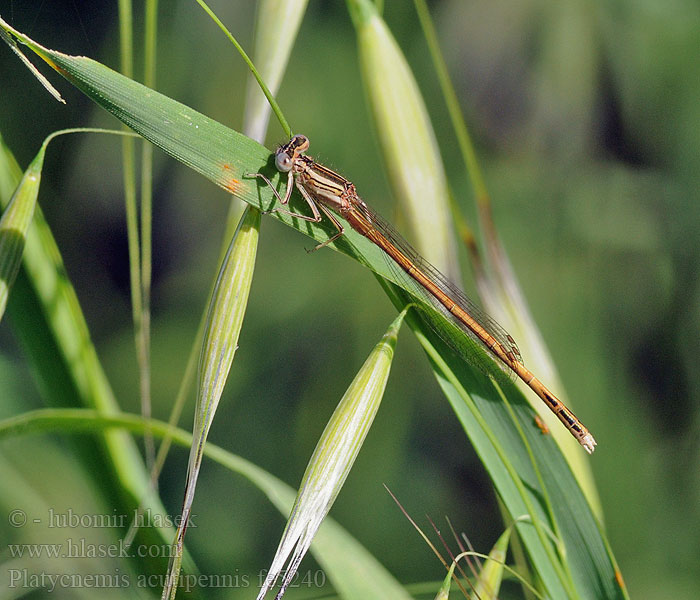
0, 132, 197, 577
409, 308, 626, 600
193, 0, 291, 138
431, 550, 515, 600
0, 127, 136, 321
470, 528, 510, 600
434, 561, 458, 600
0, 408, 413, 600
242, 0, 309, 142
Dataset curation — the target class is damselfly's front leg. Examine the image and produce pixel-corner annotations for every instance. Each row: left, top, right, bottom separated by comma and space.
247, 170, 322, 222
248, 168, 345, 251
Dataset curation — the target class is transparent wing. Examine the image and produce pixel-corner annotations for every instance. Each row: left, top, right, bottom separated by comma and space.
351, 198, 523, 379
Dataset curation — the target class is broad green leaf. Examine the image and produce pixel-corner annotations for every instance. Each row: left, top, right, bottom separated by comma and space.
410, 312, 624, 600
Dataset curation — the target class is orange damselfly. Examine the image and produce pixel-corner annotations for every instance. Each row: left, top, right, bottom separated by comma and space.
250, 134, 596, 453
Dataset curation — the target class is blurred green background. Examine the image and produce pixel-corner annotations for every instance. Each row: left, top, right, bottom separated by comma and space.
1, 0, 698, 598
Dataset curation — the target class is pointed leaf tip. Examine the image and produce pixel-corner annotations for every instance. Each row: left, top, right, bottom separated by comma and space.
257, 315, 403, 598
0, 147, 45, 320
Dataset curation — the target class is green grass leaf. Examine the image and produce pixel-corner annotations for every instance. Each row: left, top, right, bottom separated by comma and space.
348, 2, 623, 597
0, 143, 43, 320
411, 312, 624, 599
0, 132, 197, 577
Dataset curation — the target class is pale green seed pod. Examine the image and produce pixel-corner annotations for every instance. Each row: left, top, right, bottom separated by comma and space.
350, 0, 459, 281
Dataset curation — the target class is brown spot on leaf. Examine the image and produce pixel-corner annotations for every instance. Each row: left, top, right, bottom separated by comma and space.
534, 415, 550, 435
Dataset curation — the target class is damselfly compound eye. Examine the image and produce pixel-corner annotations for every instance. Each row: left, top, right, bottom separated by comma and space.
275, 153, 293, 172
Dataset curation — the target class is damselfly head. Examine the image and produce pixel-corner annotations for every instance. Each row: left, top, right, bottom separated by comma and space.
276, 135, 310, 172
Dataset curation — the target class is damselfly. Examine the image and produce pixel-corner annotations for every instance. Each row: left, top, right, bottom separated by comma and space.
250, 134, 596, 454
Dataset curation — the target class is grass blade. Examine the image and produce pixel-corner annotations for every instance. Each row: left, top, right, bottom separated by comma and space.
470, 528, 510, 600
345, 3, 622, 597
412, 0, 601, 513
413, 316, 624, 600
0, 143, 43, 321
0, 132, 196, 576
242, 0, 309, 142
